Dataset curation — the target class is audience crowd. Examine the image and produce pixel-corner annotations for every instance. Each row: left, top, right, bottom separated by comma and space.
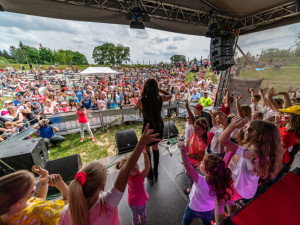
0, 62, 299, 225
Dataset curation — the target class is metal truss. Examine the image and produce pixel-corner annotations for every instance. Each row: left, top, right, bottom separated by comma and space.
214, 68, 231, 108
56, 0, 299, 34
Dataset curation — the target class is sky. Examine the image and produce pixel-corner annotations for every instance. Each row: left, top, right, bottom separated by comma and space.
0, 11, 299, 64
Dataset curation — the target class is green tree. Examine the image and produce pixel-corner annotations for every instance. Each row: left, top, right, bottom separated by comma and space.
39, 47, 54, 64
93, 43, 130, 65
170, 54, 186, 63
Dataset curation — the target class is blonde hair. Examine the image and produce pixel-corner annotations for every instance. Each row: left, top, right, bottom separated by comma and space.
4, 121, 14, 127
242, 120, 284, 182
68, 161, 107, 225
0, 171, 33, 217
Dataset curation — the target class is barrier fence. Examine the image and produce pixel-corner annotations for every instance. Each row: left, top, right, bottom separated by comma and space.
45, 102, 212, 136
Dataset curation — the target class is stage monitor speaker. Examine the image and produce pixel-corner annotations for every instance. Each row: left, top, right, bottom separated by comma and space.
115, 129, 138, 154
46, 154, 81, 184
163, 120, 179, 139
0, 138, 48, 172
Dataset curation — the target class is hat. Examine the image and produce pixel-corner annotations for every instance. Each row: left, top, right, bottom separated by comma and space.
194, 104, 203, 111
278, 105, 300, 115
32, 102, 39, 106
4, 100, 12, 104
66, 91, 72, 94
61, 102, 67, 105
16, 93, 21, 96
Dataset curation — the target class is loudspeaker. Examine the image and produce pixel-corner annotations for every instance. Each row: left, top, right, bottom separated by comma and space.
115, 129, 138, 154
163, 120, 179, 139
0, 138, 48, 172
46, 154, 82, 184
210, 35, 235, 71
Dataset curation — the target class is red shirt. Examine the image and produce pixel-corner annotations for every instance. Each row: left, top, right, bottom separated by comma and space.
279, 126, 297, 164
221, 104, 230, 116
78, 110, 88, 123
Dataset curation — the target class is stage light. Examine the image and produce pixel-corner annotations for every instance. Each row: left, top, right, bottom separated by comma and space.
0, 5, 4, 12
126, 0, 149, 29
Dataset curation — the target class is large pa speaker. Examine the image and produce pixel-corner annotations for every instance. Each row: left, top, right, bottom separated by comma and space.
163, 120, 179, 139
210, 35, 235, 71
0, 138, 48, 172
115, 129, 138, 154
46, 154, 82, 184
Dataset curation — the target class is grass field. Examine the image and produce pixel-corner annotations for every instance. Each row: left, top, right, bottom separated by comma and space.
49, 118, 186, 163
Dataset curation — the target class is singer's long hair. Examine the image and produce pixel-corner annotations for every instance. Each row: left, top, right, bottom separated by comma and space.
142, 78, 162, 129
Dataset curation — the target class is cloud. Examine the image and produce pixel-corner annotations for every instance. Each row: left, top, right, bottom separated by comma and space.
72, 37, 85, 44
173, 36, 186, 41
152, 37, 169, 43
144, 51, 158, 55
166, 45, 178, 50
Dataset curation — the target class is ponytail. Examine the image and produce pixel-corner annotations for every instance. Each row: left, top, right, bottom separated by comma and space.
68, 161, 107, 225
69, 180, 89, 225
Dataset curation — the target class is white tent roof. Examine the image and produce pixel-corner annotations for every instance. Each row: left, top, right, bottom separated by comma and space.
80, 67, 120, 75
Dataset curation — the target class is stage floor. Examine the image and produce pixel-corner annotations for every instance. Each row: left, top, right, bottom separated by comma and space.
98, 142, 300, 225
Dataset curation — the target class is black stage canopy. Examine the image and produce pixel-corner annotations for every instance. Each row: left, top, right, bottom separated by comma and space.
0, 0, 299, 36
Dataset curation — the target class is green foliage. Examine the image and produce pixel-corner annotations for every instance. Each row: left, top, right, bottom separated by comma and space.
260, 48, 292, 59
93, 43, 130, 65
0, 41, 88, 65
170, 54, 186, 63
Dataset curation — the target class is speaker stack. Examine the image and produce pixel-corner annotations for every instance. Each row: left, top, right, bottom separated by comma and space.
210, 36, 235, 71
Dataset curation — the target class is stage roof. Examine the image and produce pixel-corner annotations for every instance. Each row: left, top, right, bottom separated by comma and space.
0, 0, 299, 36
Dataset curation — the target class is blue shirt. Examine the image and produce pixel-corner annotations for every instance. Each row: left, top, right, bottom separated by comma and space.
191, 93, 200, 101
75, 90, 83, 101
82, 98, 92, 109
13, 99, 22, 106
39, 125, 55, 138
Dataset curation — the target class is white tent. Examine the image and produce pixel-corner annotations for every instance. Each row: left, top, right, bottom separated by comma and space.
80, 67, 120, 75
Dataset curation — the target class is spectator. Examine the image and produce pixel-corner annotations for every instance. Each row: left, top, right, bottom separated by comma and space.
199, 91, 213, 107
33, 119, 65, 152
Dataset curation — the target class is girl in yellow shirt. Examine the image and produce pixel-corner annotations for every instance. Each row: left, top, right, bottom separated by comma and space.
0, 166, 69, 225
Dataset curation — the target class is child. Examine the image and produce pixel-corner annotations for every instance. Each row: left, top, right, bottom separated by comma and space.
249, 88, 261, 112
59, 124, 160, 225
0, 166, 68, 224
178, 141, 233, 225
76, 102, 95, 142
218, 117, 284, 215
221, 88, 233, 116
183, 114, 194, 144
115, 151, 150, 225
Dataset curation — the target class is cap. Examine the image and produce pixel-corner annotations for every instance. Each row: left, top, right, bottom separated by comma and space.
4, 100, 12, 104
16, 93, 21, 96
32, 102, 39, 106
278, 105, 300, 115
61, 102, 67, 105
194, 104, 203, 111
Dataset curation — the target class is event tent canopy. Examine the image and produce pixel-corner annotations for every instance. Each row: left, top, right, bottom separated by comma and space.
0, 0, 299, 36
80, 67, 120, 75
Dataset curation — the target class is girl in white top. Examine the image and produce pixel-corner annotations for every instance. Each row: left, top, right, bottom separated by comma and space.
218, 117, 284, 218
178, 142, 234, 225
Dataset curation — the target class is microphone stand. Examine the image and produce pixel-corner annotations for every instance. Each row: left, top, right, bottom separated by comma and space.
159, 100, 172, 156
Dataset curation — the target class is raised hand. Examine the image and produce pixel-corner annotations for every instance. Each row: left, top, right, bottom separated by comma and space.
47, 174, 63, 186
236, 94, 244, 101
177, 141, 185, 151
229, 116, 248, 129
140, 123, 161, 146
32, 165, 49, 178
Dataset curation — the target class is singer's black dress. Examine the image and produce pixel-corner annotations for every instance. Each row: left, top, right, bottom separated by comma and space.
141, 96, 164, 146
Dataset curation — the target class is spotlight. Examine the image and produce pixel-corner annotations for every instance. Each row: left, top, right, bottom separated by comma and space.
0, 5, 4, 12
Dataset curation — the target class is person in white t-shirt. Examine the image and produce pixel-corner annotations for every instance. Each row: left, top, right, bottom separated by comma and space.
178, 142, 234, 225
218, 117, 284, 217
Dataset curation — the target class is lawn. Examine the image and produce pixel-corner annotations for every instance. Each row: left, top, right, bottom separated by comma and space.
49, 118, 186, 163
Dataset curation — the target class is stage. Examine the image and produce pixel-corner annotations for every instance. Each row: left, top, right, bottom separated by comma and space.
99, 141, 203, 225
98, 141, 300, 225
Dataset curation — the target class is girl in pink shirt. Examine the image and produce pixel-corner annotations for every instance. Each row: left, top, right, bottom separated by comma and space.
59, 124, 160, 225
115, 151, 150, 225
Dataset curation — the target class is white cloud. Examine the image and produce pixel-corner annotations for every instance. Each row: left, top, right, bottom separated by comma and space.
0, 12, 299, 63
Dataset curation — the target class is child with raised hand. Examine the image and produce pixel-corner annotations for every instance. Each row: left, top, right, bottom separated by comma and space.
115, 150, 150, 225
178, 141, 233, 225
218, 117, 284, 216
59, 123, 160, 225
0, 166, 69, 225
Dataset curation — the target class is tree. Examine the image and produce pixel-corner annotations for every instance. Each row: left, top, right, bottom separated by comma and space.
39, 47, 54, 64
170, 54, 186, 63
93, 43, 130, 65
